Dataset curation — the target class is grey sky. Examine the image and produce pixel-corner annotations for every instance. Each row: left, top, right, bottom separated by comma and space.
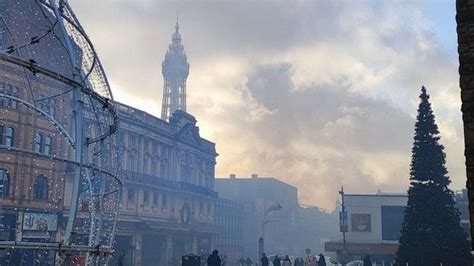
72, 0, 463, 209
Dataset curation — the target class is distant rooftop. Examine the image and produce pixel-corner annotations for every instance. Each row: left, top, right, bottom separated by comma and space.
215, 174, 297, 189
115, 101, 216, 148
345, 192, 408, 197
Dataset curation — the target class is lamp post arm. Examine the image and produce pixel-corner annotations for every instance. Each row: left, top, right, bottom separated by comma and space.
264, 203, 283, 217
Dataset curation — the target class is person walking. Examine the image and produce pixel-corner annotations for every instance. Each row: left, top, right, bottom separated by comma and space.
207, 250, 222, 266
305, 255, 318, 266
318, 254, 326, 266
273, 255, 281, 266
261, 253, 269, 266
363, 255, 372, 266
299, 257, 306, 266
282, 255, 291, 266
294, 257, 304, 266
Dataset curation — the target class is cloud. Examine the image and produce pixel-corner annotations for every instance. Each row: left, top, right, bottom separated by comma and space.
201, 62, 414, 207
71, 0, 464, 209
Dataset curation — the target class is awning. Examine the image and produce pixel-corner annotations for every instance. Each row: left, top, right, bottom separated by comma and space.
324, 241, 399, 255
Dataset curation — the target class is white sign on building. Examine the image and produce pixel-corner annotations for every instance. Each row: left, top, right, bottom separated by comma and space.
23, 212, 58, 231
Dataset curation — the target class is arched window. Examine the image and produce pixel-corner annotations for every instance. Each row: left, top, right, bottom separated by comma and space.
0, 169, 10, 197
143, 154, 150, 174
151, 159, 158, 175
129, 155, 136, 172
143, 191, 149, 206
33, 175, 48, 200
5, 127, 14, 147
161, 193, 167, 210
44, 135, 52, 155
127, 188, 135, 203
34, 132, 43, 153
160, 161, 167, 178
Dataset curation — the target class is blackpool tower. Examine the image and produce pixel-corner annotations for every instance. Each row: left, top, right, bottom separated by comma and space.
161, 20, 190, 121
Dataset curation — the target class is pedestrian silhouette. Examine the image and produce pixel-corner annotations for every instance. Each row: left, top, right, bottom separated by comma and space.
318, 253, 326, 266
295, 257, 304, 266
363, 255, 372, 266
261, 253, 269, 266
282, 255, 291, 266
273, 255, 281, 266
207, 250, 221, 266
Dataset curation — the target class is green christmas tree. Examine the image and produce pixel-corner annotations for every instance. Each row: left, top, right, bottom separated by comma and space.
397, 86, 471, 265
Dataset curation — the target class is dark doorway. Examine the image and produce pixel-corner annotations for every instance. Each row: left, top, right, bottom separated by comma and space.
142, 235, 165, 266
111, 235, 134, 266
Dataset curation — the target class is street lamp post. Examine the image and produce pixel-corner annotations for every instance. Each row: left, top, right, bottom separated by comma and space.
259, 203, 283, 262
339, 186, 347, 266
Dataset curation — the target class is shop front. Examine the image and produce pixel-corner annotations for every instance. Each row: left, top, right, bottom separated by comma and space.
325, 241, 399, 264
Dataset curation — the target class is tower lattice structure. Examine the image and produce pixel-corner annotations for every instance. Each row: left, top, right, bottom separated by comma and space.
161, 21, 189, 121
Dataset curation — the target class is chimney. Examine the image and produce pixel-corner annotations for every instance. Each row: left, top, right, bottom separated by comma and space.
229, 174, 236, 179
251, 173, 258, 179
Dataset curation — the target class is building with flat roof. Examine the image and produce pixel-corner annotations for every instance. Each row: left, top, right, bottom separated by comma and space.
214, 198, 243, 265
215, 174, 338, 261
215, 174, 298, 260
324, 192, 408, 264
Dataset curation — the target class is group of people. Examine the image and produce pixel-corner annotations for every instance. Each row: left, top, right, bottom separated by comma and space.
208, 249, 372, 266
260, 253, 326, 266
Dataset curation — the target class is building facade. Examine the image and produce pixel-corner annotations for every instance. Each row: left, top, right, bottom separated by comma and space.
214, 198, 243, 265
324, 193, 408, 264
0, 1, 76, 264
106, 24, 219, 266
295, 205, 339, 255
112, 105, 218, 266
0, 2, 220, 265
215, 174, 338, 262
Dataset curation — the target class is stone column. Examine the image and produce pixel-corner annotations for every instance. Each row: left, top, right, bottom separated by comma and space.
165, 234, 173, 266
15, 210, 23, 241
133, 233, 143, 266
210, 234, 215, 251
192, 234, 198, 254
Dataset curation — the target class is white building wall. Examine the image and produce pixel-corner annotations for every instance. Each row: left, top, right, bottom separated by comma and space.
345, 194, 407, 244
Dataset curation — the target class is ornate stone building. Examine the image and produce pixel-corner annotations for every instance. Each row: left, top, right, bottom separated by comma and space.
0, 2, 220, 265
215, 197, 243, 265
108, 22, 219, 266
112, 104, 218, 266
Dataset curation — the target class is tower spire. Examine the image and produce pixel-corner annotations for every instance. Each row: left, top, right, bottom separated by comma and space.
161, 20, 189, 121
176, 11, 179, 31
